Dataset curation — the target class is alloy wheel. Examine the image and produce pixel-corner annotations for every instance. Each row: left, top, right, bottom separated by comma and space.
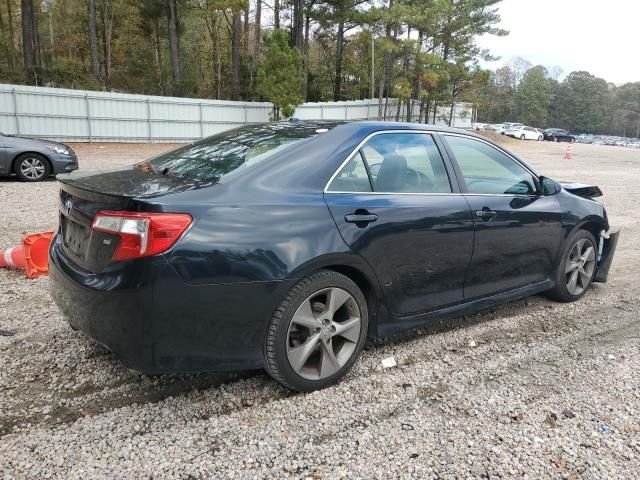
19, 157, 46, 180
565, 238, 596, 296
286, 287, 361, 380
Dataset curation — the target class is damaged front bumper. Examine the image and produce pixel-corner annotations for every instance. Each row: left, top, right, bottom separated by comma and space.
594, 230, 620, 283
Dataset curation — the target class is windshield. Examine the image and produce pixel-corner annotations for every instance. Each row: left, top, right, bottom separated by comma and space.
144, 122, 330, 181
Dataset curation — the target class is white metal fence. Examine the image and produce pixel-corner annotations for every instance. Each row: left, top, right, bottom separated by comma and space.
295, 99, 473, 128
0, 83, 473, 143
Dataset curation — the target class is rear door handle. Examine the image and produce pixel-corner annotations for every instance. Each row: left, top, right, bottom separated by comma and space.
475, 208, 497, 221
345, 212, 378, 224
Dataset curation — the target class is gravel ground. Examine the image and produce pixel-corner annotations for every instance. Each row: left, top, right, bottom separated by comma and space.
1, 138, 639, 479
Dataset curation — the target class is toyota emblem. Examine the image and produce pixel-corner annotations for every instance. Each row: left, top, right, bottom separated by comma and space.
62, 197, 73, 216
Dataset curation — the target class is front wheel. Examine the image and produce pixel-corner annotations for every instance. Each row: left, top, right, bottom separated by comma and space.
546, 229, 597, 302
264, 270, 368, 392
553, 136, 559, 142
520, 134, 526, 140
538, 135, 543, 141
14, 153, 51, 182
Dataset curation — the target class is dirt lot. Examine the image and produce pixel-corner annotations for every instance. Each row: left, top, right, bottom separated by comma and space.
1, 137, 639, 479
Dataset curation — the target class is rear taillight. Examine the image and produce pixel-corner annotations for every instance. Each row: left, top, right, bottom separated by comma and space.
92, 211, 192, 261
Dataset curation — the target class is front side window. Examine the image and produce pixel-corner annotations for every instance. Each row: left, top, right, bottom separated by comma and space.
445, 135, 537, 195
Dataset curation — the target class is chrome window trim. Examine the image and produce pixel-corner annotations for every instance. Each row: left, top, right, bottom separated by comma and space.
325, 191, 459, 196
323, 129, 540, 196
323, 129, 452, 195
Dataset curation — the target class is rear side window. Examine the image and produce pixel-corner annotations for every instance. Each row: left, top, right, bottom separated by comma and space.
326, 152, 372, 192
328, 133, 451, 194
445, 135, 537, 195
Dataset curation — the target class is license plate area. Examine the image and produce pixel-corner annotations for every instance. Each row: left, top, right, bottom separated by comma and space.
62, 216, 89, 257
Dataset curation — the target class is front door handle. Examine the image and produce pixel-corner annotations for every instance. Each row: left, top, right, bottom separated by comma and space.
475, 207, 497, 221
345, 211, 378, 225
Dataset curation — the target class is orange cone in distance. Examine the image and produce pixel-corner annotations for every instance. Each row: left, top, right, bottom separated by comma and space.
564, 145, 573, 160
0, 231, 55, 279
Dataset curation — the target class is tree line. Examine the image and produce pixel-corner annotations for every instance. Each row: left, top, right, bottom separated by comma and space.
479, 58, 640, 137
2, 1, 636, 131
0, 0, 505, 119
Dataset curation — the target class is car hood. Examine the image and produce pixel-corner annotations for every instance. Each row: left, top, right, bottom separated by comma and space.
560, 182, 603, 199
32, 138, 73, 149
4, 135, 72, 150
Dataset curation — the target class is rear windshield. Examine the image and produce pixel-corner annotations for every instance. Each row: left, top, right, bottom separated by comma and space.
143, 123, 328, 181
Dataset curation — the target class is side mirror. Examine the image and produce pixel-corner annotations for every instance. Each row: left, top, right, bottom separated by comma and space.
540, 176, 561, 196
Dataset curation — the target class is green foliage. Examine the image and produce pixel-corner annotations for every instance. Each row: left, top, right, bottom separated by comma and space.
480, 64, 639, 137
610, 82, 640, 137
556, 71, 610, 133
515, 66, 551, 127
257, 30, 303, 119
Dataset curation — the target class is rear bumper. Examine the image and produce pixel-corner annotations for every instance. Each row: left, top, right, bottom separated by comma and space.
49, 234, 290, 373
594, 230, 619, 283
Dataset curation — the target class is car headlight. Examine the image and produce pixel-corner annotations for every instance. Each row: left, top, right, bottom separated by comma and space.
45, 144, 70, 155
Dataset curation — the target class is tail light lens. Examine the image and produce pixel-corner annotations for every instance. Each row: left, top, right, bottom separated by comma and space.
92, 211, 192, 261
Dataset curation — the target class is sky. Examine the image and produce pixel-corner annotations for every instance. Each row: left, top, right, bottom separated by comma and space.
476, 0, 639, 85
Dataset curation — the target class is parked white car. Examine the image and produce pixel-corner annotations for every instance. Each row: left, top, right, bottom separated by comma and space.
505, 125, 543, 141
487, 123, 508, 134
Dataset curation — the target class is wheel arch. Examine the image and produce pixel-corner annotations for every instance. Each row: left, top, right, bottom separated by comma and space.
11, 151, 53, 174
577, 218, 605, 241
562, 216, 607, 255
284, 253, 385, 338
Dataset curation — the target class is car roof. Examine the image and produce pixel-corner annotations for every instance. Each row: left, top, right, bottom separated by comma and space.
298, 120, 478, 136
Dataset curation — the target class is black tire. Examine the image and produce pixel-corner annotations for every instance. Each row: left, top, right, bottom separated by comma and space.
13, 153, 51, 182
264, 270, 368, 392
520, 134, 526, 140
546, 229, 598, 302
553, 136, 559, 142
570, 137, 576, 143
538, 135, 543, 141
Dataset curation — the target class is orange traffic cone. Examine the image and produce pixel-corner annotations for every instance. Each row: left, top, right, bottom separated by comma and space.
564, 144, 573, 160
0, 244, 26, 270
0, 231, 55, 279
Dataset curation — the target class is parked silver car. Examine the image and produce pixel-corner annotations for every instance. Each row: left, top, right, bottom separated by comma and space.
0, 132, 78, 181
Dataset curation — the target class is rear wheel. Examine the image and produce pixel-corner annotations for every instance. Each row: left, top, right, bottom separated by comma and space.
546, 229, 597, 302
14, 153, 50, 182
264, 270, 368, 392
553, 136, 559, 142
520, 134, 526, 140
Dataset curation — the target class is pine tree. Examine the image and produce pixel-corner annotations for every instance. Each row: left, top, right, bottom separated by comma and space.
257, 29, 303, 119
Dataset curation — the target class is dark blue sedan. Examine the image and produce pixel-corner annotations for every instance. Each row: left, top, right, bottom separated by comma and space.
49, 121, 618, 391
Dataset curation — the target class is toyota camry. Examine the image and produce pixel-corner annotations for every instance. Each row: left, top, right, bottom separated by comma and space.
49, 121, 618, 392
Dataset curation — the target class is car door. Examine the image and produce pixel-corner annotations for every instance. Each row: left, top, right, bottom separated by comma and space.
324, 131, 475, 317
441, 134, 563, 300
